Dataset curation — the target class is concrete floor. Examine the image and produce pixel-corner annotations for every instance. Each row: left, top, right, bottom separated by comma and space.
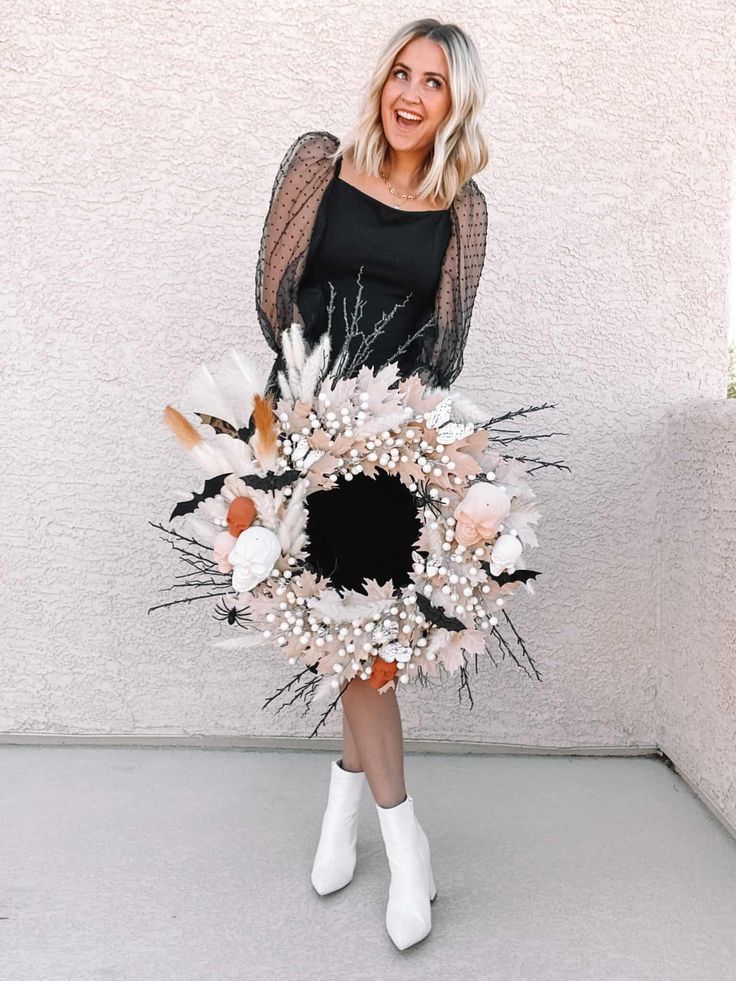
1, 747, 735, 981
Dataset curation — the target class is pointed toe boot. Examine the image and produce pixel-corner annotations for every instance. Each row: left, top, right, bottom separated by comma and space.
310, 758, 367, 896
376, 794, 437, 950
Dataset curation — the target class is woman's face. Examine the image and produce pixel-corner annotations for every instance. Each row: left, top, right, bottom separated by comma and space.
380, 36, 452, 155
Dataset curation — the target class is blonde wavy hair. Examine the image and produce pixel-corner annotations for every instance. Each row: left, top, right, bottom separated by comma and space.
337, 18, 488, 209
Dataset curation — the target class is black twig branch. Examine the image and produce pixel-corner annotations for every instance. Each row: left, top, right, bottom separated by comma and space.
486, 430, 569, 447
501, 608, 543, 681
147, 591, 233, 614
307, 679, 352, 739
272, 675, 321, 714
457, 662, 475, 709
329, 266, 430, 381
262, 667, 315, 709
499, 454, 572, 475
488, 624, 534, 679
474, 402, 559, 429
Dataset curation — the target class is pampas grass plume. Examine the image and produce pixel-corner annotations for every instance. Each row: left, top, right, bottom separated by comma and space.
251, 393, 277, 467
163, 405, 201, 450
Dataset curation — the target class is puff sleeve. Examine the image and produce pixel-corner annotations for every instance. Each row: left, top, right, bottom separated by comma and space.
255, 130, 339, 357
413, 179, 488, 388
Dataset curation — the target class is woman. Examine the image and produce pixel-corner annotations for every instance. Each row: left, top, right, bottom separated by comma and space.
255, 18, 488, 950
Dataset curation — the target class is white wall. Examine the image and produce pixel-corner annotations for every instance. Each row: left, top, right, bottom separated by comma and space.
2, 3, 734, 820
657, 400, 736, 828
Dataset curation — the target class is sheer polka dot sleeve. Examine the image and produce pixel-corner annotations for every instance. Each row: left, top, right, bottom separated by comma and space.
414, 179, 488, 388
255, 130, 339, 359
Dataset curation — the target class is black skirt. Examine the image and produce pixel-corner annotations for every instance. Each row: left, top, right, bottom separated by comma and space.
304, 469, 421, 595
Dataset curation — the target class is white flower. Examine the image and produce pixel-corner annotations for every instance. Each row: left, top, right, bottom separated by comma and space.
379, 642, 412, 664
373, 619, 399, 644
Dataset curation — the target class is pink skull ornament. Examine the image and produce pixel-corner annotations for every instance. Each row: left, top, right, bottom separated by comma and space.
453, 482, 511, 547
213, 530, 238, 573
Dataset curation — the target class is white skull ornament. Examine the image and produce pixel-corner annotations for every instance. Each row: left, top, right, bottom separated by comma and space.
489, 533, 523, 575
228, 526, 281, 592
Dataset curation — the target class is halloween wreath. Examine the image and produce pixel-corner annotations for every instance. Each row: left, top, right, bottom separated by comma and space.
149, 323, 568, 737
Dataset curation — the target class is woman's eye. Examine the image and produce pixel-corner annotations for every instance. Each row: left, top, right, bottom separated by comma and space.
393, 68, 441, 89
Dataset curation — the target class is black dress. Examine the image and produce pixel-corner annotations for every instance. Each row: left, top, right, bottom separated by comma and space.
295, 158, 453, 594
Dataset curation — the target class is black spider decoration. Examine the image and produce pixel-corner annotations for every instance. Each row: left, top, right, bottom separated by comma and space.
412, 479, 444, 519
212, 599, 252, 628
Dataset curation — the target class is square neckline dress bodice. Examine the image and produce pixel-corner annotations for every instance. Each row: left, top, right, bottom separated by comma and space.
297, 155, 453, 383
299, 155, 453, 595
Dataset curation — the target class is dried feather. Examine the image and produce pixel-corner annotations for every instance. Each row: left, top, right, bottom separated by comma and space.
281, 323, 307, 396
196, 495, 228, 524
312, 673, 342, 705
163, 405, 201, 451
183, 514, 220, 547
162, 405, 234, 474
446, 392, 493, 424
222, 473, 256, 501
277, 370, 293, 401
281, 326, 295, 378
290, 322, 307, 374
289, 531, 307, 558
308, 590, 393, 623
211, 634, 264, 651
185, 364, 239, 429
354, 407, 414, 438
298, 332, 331, 400
277, 479, 309, 554
241, 487, 279, 529
250, 394, 278, 469
212, 433, 255, 475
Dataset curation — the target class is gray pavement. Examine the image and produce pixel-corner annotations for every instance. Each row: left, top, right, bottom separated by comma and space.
1, 747, 735, 981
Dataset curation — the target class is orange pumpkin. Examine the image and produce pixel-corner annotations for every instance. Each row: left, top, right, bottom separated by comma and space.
367, 658, 398, 690
227, 497, 256, 536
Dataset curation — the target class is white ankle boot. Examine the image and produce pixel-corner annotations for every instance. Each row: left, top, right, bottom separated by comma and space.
376, 794, 437, 950
310, 758, 367, 895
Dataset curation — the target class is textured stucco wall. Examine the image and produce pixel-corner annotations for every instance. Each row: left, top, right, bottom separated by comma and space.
657, 400, 736, 827
1, 1, 734, 803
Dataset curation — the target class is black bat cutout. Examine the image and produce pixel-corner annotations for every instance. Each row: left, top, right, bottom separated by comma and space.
170, 466, 302, 521
169, 472, 233, 520
479, 563, 541, 586
237, 417, 255, 442
241, 470, 301, 492
414, 592, 466, 632
192, 411, 255, 444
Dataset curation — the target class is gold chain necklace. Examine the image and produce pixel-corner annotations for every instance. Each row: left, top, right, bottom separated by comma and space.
379, 167, 420, 210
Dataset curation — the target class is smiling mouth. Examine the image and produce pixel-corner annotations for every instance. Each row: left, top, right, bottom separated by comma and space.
394, 109, 423, 129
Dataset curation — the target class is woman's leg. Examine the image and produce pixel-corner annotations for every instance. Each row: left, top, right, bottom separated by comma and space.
340, 710, 363, 773
339, 678, 407, 808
